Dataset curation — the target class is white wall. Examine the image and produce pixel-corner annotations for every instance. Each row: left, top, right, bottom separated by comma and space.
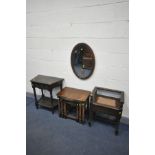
26, 0, 129, 118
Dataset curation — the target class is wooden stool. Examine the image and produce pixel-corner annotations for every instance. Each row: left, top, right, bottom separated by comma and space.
89, 87, 124, 135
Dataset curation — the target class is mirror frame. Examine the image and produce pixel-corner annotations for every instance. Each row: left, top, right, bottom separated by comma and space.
71, 43, 95, 80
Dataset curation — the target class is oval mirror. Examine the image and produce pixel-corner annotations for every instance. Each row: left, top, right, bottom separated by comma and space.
71, 43, 95, 79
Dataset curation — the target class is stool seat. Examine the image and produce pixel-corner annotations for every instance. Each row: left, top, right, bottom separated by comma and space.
94, 97, 119, 109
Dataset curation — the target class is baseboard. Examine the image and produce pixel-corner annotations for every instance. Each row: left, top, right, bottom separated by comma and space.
26, 92, 129, 125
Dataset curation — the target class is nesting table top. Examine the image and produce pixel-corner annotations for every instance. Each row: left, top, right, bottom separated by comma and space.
57, 87, 90, 102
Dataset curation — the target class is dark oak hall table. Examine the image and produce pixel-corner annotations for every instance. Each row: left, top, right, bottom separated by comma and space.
57, 87, 91, 123
31, 75, 64, 113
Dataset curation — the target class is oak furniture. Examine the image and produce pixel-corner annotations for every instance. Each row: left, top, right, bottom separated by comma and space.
31, 75, 64, 113
89, 87, 124, 135
57, 87, 90, 123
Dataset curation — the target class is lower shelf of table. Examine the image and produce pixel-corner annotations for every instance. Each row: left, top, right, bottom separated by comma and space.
38, 97, 58, 108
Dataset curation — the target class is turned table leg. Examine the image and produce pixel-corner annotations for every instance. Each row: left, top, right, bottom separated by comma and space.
50, 90, 54, 114
32, 86, 38, 109
60, 83, 63, 90
41, 89, 44, 98
58, 98, 61, 117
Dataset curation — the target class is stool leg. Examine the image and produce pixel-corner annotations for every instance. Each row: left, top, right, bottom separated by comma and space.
115, 122, 120, 136
88, 108, 93, 127
115, 114, 121, 135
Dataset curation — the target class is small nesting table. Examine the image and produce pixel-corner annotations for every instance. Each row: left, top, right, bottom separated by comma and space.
57, 87, 90, 123
31, 75, 64, 113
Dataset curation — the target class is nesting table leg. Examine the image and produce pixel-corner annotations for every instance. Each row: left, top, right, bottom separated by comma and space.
81, 104, 85, 123
79, 104, 81, 122
77, 103, 85, 124
59, 100, 64, 118
76, 103, 79, 122
63, 103, 67, 118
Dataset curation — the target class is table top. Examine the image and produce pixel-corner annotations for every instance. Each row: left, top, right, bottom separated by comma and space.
57, 87, 91, 102
31, 75, 64, 85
